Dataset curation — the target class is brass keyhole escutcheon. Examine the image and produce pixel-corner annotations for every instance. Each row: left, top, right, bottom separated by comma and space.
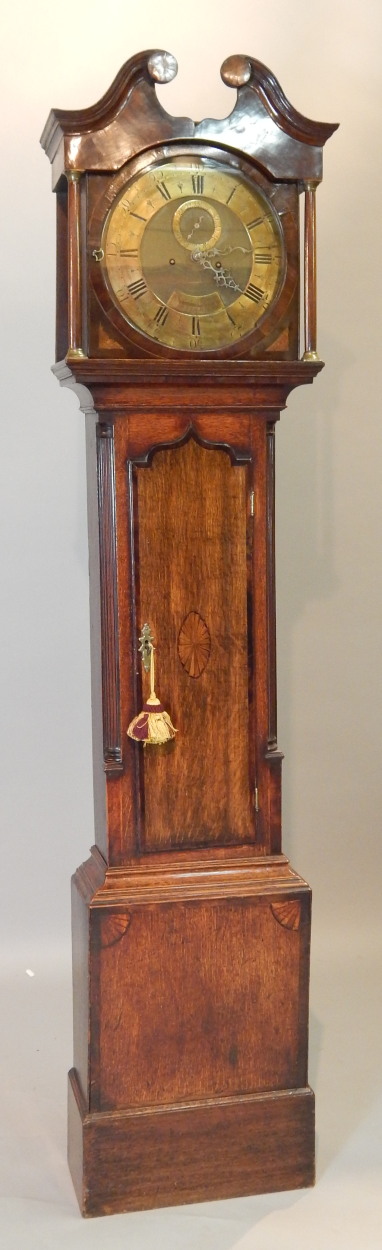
138, 623, 154, 672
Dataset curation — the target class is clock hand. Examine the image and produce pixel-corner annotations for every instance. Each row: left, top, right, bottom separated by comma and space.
191, 249, 242, 292
208, 245, 252, 258
186, 215, 205, 241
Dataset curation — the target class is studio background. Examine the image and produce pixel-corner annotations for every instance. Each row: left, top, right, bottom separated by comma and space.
1, 2, 381, 1247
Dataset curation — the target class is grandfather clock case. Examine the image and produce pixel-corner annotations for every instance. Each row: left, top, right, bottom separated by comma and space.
41, 52, 337, 1217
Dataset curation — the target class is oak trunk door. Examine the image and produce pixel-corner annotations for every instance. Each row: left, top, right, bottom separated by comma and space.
131, 437, 256, 852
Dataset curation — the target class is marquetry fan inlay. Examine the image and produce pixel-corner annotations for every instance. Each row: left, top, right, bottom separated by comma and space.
178, 611, 211, 678
271, 901, 301, 931
101, 913, 131, 948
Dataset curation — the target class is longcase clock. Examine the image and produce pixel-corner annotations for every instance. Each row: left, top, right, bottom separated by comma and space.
41, 50, 337, 1217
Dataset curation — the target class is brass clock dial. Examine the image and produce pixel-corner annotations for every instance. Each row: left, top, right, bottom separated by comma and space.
100, 156, 285, 354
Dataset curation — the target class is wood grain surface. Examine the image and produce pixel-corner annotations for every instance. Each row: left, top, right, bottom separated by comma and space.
95, 893, 309, 1111
135, 439, 253, 851
68, 1068, 315, 1216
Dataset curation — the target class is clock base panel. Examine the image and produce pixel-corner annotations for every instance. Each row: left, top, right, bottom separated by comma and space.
69, 853, 314, 1216
68, 1068, 315, 1217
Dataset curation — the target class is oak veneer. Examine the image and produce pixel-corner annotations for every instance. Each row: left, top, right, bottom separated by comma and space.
69, 1071, 315, 1217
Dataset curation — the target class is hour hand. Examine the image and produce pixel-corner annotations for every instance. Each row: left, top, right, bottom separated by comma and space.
191, 249, 242, 293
